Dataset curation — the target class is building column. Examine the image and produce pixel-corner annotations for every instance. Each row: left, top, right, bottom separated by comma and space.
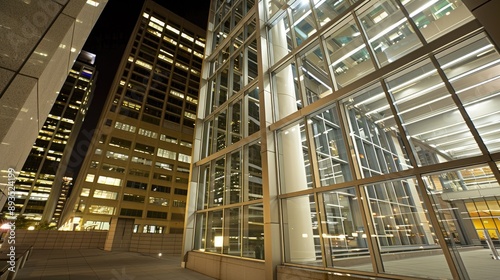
272, 18, 316, 262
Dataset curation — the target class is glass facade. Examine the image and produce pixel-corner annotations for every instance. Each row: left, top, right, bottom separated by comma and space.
185, 0, 500, 279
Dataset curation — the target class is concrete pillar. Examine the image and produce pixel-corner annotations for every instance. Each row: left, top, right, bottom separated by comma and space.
104, 217, 134, 251
272, 18, 316, 262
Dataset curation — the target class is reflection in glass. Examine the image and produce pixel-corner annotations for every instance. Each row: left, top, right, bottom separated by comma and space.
278, 121, 312, 193
230, 100, 242, 144
246, 142, 263, 201
210, 157, 225, 207
343, 83, 411, 178
223, 207, 241, 256
386, 59, 481, 163
436, 33, 500, 154
358, 0, 421, 67
205, 210, 223, 253
403, 0, 473, 43
215, 109, 227, 152
365, 178, 453, 279
309, 105, 352, 186
246, 87, 260, 136
423, 166, 500, 279
228, 150, 242, 204
243, 203, 264, 259
321, 187, 372, 271
290, 0, 317, 46
324, 16, 375, 89
282, 194, 320, 265
313, 0, 358, 28
299, 41, 333, 104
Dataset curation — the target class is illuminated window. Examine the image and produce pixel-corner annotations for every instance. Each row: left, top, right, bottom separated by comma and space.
81, 188, 90, 197
178, 153, 191, 163
85, 174, 95, 182
97, 176, 122, 186
93, 189, 118, 200
157, 148, 177, 159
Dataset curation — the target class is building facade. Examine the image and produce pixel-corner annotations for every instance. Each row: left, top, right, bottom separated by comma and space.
1, 51, 97, 227
0, 0, 107, 210
182, 0, 500, 279
60, 0, 205, 234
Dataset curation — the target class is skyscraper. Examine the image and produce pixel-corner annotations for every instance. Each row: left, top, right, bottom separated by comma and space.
0, 0, 107, 210
1, 50, 97, 227
182, 0, 500, 279
60, 0, 205, 235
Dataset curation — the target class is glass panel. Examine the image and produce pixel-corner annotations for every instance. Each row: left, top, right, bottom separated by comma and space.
278, 121, 313, 193
205, 210, 223, 253
364, 178, 453, 279
215, 109, 227, 152
423, 168, 500, 280
223, 207, 241, 256
267, 0, 287, 19
343, 83, 412, 178
246, 39, 258, 84
403, 0, 473, 43
273, 62, 301, 121
246, 87, 260, 136
269, 13, 293, 65
424, 165, 499, 194
282, 194, 321, 266
218, 67, 229, 107
210, 157, 225, 207
358, 0, 422, 67
290, 0, 317, 46
299, 41, 333, 104
198, 164, 210, 210
243, 203, 264, 259
202, 119, 213, 157
230, 100, 242, 144
325, 15, 375, 89
313, 0, 358, 28
321, 187, 372, 272
309, 105, 352, 187
246, 141, 263, 201
386, 59, 481, 163
228, 150, 242, 204
436, 33, 500, 154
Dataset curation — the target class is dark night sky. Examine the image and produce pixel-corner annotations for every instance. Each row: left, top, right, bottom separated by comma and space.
66, 0, 210, 178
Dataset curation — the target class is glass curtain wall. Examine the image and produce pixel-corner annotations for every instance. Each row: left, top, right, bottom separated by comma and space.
268, 0, 500, 279
189, 0, 500, 279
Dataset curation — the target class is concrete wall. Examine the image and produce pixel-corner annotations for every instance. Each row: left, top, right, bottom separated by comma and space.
14, 230, 107, 249
186, 251, 265, 280
12, 230, 184, 256
129, 233, 184, 255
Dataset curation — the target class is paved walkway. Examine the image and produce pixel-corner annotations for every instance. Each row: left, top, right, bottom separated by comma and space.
15, 249, 215, 280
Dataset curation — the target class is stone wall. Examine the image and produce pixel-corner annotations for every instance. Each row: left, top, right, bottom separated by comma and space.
14, 230, 107, 249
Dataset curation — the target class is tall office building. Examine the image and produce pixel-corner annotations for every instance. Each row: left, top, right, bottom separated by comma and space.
182, 0, 500, 279
60, 0, 205, 235
0, 0, 107, 209
1, 51, 97, 227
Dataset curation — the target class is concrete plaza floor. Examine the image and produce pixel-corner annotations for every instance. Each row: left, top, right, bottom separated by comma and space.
14, 247, 500, 279
15, 248, 215, 280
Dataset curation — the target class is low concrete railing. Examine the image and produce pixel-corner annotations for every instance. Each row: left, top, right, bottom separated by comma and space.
13, 230, 107, 249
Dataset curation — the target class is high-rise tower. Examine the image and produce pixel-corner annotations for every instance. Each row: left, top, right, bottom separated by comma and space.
60, 0, 205, 235
2, 51, 98, 227
182, 1, 500, 280
0, 0, 107, 209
